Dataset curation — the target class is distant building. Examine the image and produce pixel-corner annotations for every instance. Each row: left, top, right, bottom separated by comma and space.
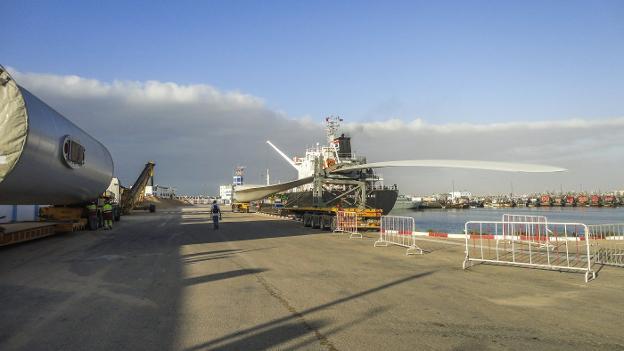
157, 185, 176, 198
449, 191, 471, 200
144, 185, 153, 196
144, 185, 176, 198
219, 185, 233, 204
180, 195, 213, 205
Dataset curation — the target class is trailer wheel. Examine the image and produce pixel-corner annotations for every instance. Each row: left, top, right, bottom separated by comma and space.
325, 215, 335, 230
319, 215, 328, 230
303, 213, 312, 227
330, 216, 337, 232
88, 216, 98, 230
312, 214, 321, 229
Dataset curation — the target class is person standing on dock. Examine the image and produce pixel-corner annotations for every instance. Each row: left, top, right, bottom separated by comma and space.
211, 200, 222, 229
102, 201, 113, 230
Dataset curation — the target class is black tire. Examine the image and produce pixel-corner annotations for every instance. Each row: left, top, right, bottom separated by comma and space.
321, 215, 332, 230
88, 216, 98, 230
330, 216, 337, 232
303, 213, 312, 227
312, 214, 321, 229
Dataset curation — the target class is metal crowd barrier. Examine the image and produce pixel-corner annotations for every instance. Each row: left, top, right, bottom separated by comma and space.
589, 223, 624, 267
335, 211, 361, 239
374, 215, 423, 255
502, 214, 548, 226
502, 214, 552, 250
463, 220, 595, 282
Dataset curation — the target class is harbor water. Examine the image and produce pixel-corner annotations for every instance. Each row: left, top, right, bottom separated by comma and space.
389, 207, 624, 234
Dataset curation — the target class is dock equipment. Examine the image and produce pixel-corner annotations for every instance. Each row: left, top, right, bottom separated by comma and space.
121, 161, 156, 214
0, 222, 57, 247
231, 202, 250, 213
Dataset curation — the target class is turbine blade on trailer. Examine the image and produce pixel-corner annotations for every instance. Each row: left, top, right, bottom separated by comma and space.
233, 176, 314, 202
330, 160, 566, 173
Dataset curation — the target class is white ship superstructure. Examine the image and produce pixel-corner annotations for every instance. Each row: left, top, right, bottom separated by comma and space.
268, 116, 381, 191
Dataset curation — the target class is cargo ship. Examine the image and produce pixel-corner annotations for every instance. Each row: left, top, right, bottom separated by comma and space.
275, 117, 399, 214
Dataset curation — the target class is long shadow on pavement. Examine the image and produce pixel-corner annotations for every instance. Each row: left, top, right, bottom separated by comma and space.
183, 268, 267, 286
177, 215, 328, 245
185, 270, 435, 351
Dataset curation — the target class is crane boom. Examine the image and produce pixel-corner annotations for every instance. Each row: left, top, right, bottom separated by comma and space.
266, 140, 299, 170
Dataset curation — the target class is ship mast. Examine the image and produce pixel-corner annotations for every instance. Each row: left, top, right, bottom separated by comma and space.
325, 115, 343, 144
325, 115, 343, 163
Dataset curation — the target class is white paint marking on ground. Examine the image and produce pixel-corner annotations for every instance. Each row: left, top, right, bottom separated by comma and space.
415, 237, 465, 246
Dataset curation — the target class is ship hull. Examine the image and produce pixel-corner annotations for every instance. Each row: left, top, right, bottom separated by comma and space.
282, 189, 399, 214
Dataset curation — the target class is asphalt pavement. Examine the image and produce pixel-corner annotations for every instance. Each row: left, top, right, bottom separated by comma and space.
1, 206, 623, 351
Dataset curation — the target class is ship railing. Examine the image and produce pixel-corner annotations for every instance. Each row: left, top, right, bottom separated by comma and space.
369, 184, 398, 191
374, 216, 423, 255
588, 223, 624, 267
463, 220, 595, 282
335, 211, 361, 239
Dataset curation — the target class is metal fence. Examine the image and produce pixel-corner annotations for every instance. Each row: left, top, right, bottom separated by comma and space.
502, 214, 552, 250
589, 223, 624, 267
463, 220, 595, 282
335, 211, 361, 239
502, 213, 548, 225
374, 216, 423, 255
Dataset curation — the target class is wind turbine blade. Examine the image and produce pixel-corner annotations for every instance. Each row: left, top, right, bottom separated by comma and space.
233, 176, 314, 202
331, 160, 566, 173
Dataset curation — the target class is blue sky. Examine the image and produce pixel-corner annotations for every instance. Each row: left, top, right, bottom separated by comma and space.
4, 1, 624, 194
5, 0, 623, 124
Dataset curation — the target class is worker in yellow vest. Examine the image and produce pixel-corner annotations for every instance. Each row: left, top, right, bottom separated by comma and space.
102, 201, 113, 230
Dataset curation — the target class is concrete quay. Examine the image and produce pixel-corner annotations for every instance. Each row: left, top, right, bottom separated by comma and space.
1, 206, 624, 351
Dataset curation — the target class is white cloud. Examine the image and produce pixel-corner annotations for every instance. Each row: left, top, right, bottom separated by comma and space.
8, 67, 624, 195
345, 117, 624, 134
11, 68, 264, 107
